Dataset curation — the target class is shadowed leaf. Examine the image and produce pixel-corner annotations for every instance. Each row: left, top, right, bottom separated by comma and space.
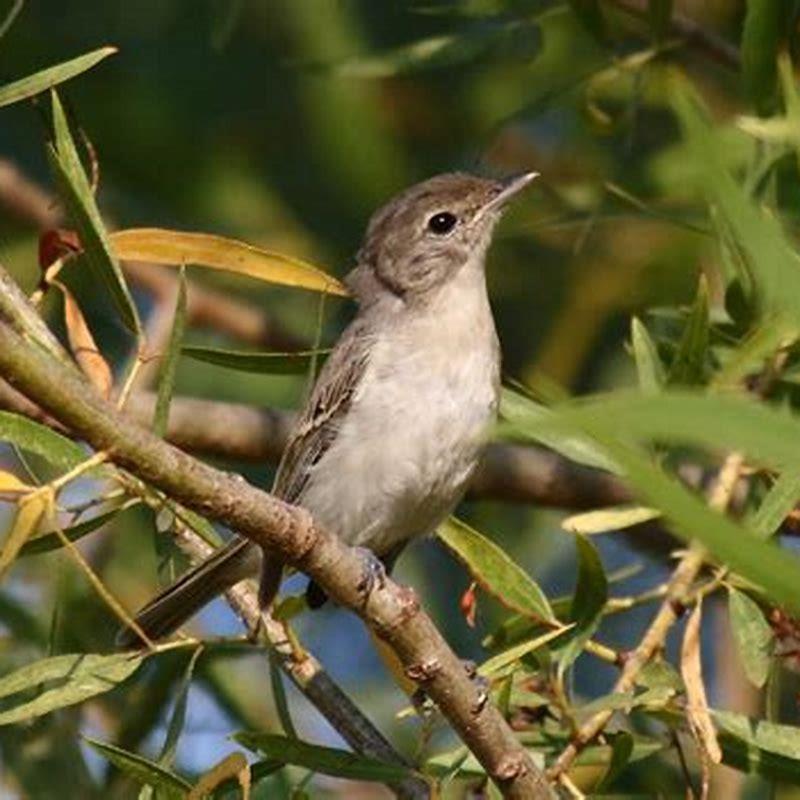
182, 346, 329, 375
154, 268, 187, 437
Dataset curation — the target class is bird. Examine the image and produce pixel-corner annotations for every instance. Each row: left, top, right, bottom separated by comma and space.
120, 170, 537, 646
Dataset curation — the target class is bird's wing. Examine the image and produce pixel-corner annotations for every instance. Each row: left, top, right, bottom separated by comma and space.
273, 320, 373, 504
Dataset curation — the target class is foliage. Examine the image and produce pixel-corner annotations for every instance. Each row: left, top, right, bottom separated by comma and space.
3, 1, 800, 798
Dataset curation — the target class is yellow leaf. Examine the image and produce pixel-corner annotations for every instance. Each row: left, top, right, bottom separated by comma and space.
110, 228, 348, 297
0, 471, 32, 494
0, 493, 50, 581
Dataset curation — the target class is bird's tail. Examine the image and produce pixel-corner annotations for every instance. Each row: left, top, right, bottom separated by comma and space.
118, 538, 257, 648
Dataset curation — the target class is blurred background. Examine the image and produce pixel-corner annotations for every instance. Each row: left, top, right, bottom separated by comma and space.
0, 0, 790, 797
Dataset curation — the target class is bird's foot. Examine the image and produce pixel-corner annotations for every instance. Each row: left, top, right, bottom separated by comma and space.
462, 659, 490, 715
354, 546, 387, 605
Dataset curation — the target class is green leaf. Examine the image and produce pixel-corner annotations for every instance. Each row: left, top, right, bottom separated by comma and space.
0, 652, 143, 725
0, 411, 86, 470
557, 534, 608, 674
478, 625, 573, 678
0, 47, 117, 109
20, 507, 126, 557
568, 0, 606, 42
437, 517, 555, 623
154, 268, 187, 437
269, 649, 297, 739
158, 647, 202, 769
630, 317, 665, 394
234, 732, 413, 783
327, 19, 541, 77
741, 0, 783, 113
498, 387, 619, 473
85, 738, 190, 800
668, 275, 709, 386
49, 91, 141, 334
748, 471, 800, 539
673, 82, 800, 322
716, 711, 800, 762
182, 346, 329, 375
728, 588, 773, 688
561, 505, 661, 535
597, 731, 635, 790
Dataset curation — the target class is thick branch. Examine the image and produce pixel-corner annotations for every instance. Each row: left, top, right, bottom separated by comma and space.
0, 319, 553, 799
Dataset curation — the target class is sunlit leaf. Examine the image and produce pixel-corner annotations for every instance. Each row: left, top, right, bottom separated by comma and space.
437, 517, 555, 623
85, 738, 190, 799
0, 470, 32, 494
49, 91, 141, 333
182, 346, 328, 375
61, 284, 113, 398
562, 505, 660, 535
0, 47, 116, 108
110, 228, 347, 296
728, 588, 773, 688
0, 411, 86, 470
154, 268, 187, 437
630, 317, 665, 394
747, 471, 800, 539
0, 652, 143, 725
0, 492, 49, 581
235, 732, 413, 783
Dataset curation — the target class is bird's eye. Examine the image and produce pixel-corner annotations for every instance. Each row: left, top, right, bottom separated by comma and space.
427, 211, 457, 235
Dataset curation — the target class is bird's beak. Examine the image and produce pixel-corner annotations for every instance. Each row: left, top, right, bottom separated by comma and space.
485, 171, 539, 212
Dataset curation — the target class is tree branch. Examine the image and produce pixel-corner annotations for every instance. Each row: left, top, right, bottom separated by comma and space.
0, 318, 553, 798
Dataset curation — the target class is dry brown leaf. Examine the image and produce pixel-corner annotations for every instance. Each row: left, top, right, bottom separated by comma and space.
680, 599, 722, 796
187, 751, 249, 800
60, 285, 113, 398
0, 491, 51, 581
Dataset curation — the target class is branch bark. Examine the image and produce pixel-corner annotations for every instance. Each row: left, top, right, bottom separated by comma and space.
0, 318, 554, 799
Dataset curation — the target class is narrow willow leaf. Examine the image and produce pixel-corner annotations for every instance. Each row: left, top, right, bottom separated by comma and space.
728, 588, 773, 688
154, 268, 187, 437
673, 83, 800, 321
182, 346, 329, 375
498, 388, 619, 473
269, 649, 297, 739
61, 285, 113, 398
714, 315, 798, 389
597, 731, 635, 790
437, 517, 555, 622
562, 505, 660, 535
49, 91, 141, 333
328, 19, 540, 77
158, 647, 202, 768
668, 275, 709, 386
681, 601, 722, 763
741, 0, 783, 113
479, 625, 572, 677
20, 507, 124, 557
0, 47, 117, 108
0, 652, 143, 725
0, 411, 86, 470
235, 732, 412, 783
630, 317, 665, 394
0, 493, 49, 581
557, 533, 608, 674
110, 228, 347, 296
748, 472, 800, 539
85, 738, 190, 799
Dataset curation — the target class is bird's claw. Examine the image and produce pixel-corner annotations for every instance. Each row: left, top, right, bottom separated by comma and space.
354, 547, 387, 604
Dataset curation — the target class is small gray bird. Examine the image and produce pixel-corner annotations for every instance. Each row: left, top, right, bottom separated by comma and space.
123, 171, 536, 644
